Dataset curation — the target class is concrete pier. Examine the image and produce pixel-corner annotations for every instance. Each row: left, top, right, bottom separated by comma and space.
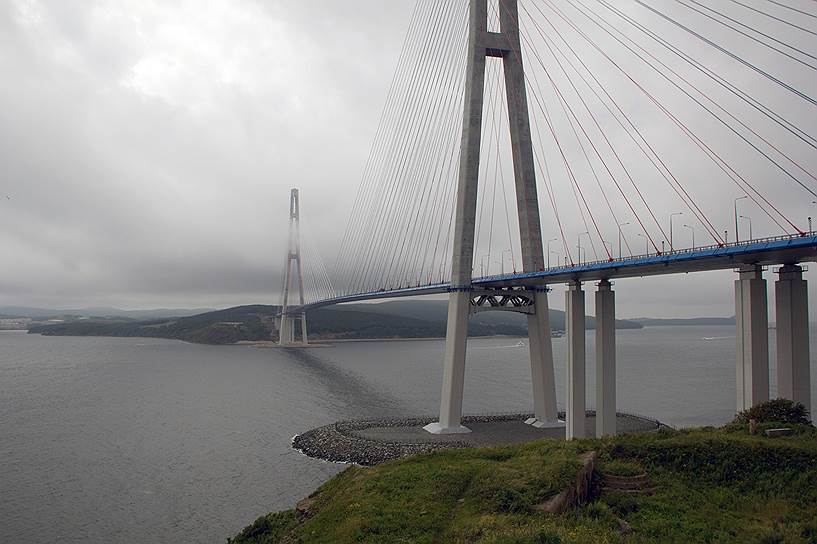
735, 265, 770, 411
775, 265, 810, 414
595, 280, 616, 437
566, 281, 586, 439
526, 289, 561, 427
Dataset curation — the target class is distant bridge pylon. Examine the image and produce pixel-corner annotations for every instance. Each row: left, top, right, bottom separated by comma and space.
278, 188, 308, 345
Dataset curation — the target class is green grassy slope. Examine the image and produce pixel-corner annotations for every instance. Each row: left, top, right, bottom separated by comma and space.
230, 425, 817, 544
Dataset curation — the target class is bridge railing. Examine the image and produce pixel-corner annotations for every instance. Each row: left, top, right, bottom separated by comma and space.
313, 232, 814, 307
474, 231, 813, 281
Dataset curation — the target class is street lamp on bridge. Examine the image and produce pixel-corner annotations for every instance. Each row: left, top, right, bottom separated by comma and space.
502, 249, 514, 274
683, 224, 695, 248
546, 238, 558, 268
636, 232, 648, 254
740, 214, 753, 240
669, 212, 683, 250
578, 231, 590, 265
618, 222, 630, 259
734, 195, 748, 242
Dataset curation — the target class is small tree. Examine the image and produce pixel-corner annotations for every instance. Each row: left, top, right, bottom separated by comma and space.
733, 398, 811, 425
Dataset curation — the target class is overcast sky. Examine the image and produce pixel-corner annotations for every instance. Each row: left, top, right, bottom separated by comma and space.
1, 0, 815, 318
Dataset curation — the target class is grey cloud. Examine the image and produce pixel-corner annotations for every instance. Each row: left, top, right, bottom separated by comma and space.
1, 0, 815, 317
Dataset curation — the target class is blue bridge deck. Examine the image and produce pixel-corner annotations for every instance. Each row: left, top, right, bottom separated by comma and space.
303, 234, 817, 310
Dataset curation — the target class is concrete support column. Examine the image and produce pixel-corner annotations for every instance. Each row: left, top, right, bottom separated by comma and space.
300, 314, 308, 345
424, 290, 472, 434
566, 281, 586, 439
525, 288, 561, 427
595, 280, 616, 437
735, 265, 770, 411
775, 265, 810, 414
279, 317, 294, 345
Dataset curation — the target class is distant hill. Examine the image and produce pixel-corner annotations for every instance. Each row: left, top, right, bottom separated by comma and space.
28, 299, 642, 345
0, 306, 214, 320
633, 316, 736, 327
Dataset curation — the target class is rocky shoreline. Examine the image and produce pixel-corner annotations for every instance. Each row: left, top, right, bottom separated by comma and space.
292, 412, 662, 466
292, 415, 470, 466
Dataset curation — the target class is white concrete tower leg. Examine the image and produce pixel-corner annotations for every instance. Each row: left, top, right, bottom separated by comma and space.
775, 265, 810, 414
295, 256, 308, 345
292, 189, 308, 346
278, 316, 288, 345
424, 0, 487, 435
279, 254, 292, 346
285, 318, 295, 344
595, 279, 616, 438
499, 0, 559, 427
526, 289, 561, 427
735, 265, 770, 411
566, 281, 586, 439
424, 290, 472, 434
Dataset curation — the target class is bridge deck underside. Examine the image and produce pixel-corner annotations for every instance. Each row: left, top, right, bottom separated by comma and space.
301, 235, 817, 311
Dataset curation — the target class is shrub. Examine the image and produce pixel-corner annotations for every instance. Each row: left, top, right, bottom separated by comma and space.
533, 529, 562, 544
492, 487, 529, 513
757, 530, 784, 544
227, 510, 298, 544
585, 501, 611, 520
732, 398, 811, 425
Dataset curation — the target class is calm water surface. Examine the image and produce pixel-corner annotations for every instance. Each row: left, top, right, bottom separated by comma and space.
2, 326, 816, 543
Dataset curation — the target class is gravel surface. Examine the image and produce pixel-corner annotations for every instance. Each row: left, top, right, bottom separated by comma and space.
292, 412, 661, 466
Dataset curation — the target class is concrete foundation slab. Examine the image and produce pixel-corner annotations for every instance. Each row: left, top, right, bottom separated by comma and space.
294, 413, 662, 466
422, 422, 472, 435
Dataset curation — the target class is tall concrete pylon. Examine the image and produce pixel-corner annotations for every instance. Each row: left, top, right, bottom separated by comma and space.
278, 188, 308, 345
424, 0, 559, 434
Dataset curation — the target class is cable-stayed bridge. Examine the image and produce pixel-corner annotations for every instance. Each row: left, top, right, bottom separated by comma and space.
277, 0, 817, 438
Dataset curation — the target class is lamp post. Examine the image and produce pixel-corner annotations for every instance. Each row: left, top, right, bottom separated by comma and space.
683, 224, 695, 248
502, 249, 513, 274
739, 215, 752, 240
669, 212, 683, 250
546, 238, 558, 268
734, 195, 748, 242
480, 254, 490, 276
637, 232, 648, 254
550, 250, 561, 267
578, 231, 590, 265
618, 222, 630, 259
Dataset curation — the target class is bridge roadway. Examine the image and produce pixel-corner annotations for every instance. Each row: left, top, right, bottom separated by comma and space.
300, 233, 817, 311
